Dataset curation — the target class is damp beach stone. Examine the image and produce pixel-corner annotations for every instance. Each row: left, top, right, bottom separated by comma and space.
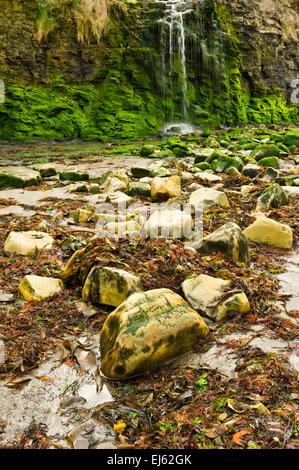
59, 168, 89, 182
0, 166, 42, 188
18, 275, 63, 302
82, 266, 142, 307
243, 215, 293, 249
151, 176, 181, 202
4, 231, 54, 256
189, 187, 230, 210
188, 222, 250, 264
256, 183, 288, 211
182, 274, 250, 321
100, 288, 209, 379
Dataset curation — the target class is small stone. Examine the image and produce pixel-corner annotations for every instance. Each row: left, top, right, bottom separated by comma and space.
4, 231, 54, 256
73, 209, 94, 224
0, 166, 42, 188
82, 267, 142, 307
243, 215, 293, 249
127, 182, 151, 197
256, 183, 288, 211
18, 275, 63, 301
59, 168, 89, 182
242, 163, 260, 178
143, 209, 193, 239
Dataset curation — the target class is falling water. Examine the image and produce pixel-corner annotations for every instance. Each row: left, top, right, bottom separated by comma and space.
156, 0, 194, 134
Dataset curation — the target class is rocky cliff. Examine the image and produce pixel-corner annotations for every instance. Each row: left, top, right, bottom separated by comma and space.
0, 0, 297, 141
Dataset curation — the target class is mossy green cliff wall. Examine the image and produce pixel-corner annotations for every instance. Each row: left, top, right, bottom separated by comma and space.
0, 0, 297, 142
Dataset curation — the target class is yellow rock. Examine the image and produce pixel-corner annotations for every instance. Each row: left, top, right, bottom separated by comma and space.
73, 208, 93, 224
100, 288, 209, 379
19, 275, 63, 301
189, 187, 230, 210
4, 231, 54, 257
82, 267, 142, 307
151, 176, 181, 201
243, 216, 293, 249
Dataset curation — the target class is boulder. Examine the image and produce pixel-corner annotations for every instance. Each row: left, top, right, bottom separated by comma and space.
283, 131, 299, 148
4, 231, 54, 256
143, 209, 193, 239
99, 176, 127, 193
256, 183, 288, 211
127, 182, 151, 197
0, 166, 42, 188
189, 187, 230, 210
19, 275, 63, 302
100, 288, 209, 379
251, 144, 284, 160
243, 215, 293, 249
131, 166, 151, 178
258, 157, 280, 168
242, 164, 260, 178
182, 274, 250, 321
151, 176, 181, 202
82, 267, 142, 307
190, 222, 250, 264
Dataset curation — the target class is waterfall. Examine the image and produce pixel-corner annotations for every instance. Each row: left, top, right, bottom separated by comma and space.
156, 0, 194, 134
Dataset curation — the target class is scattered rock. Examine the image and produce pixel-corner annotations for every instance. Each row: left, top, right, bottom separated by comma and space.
242, 163, 260, 178
127, 182, 151, 197
18, 275, 63, 301
189, 187, 230, 210
243, 215, 293, 249
0, 167, 42, 188
59, 168, 89, 182
82, 266, 142, 307
258, 156, 280, 168
256, 183, 288, 211
4, 231, 54, 256
189, 222, 250, 264
182, 274, 250, 321
73, 208, 94, 224
151, 176, 181, 202
100, 288, 209, 379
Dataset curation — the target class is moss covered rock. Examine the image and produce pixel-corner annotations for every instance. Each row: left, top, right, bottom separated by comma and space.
190, 222, 250, 264
258, 157, 280, 168
182, 274, 250, 321
256, 183, 288, 211
0, 167, 42, 188
100, 288, 209, 379
283, 131, 299, 148
59, 168, 89, 182
82, 267, 142, 307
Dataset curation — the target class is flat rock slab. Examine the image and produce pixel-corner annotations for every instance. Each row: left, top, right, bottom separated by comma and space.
0, 166, 41, 188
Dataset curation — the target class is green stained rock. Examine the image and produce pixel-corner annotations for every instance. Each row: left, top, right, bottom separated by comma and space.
251, 144, 284, 160
100, 288, 209, 379
167, 136, 181, 149
194, 154, 209, 164
59, 168, 89, 182
0, 166, 42, 188
140, 146, 155, 157
258, 157, 280, 168
155, 149, 174, 158
131, 166, 151, 178
194, 162, 211, 171
256, 183, 288, 211
283, 131, 299, 147
243, 163, 260, 178
189, 222, 250, 265
212, 155, 243, 174
127, 182, 151, 197
82, 266, 142, 307
172, 146, 189, 157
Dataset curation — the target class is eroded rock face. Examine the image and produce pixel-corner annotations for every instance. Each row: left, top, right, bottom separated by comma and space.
243, 215, 293, 249
4, 231, 54, 256
182, 274, 250, 321
82, 266, 142, 307
0, 167, 42, 188
191, 222, 250, 264
100, 288, 209, 379
18, 275, 63, 302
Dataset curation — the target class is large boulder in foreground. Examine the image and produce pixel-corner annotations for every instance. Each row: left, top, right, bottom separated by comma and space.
19, 275, 63, 302
243, 215, 293, 249
0, 167, 42, 188
189, 222, 250, 264
82, 267, 142, 307
100, 288, 209, 379
4, 231, 54, 256
182, 274, 250, 321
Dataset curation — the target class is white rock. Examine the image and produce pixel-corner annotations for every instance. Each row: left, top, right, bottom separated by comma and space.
143, 209, 193, 239
189, 187, 230, 210
4, 231, 54, 256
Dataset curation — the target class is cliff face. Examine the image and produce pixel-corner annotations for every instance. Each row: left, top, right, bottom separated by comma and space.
0, 0, 297, 141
